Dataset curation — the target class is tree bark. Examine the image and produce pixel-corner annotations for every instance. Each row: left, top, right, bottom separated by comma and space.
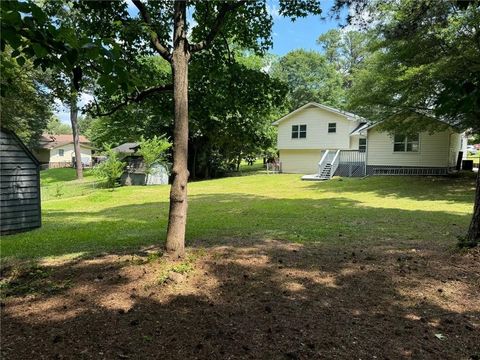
165, 0, 189, 258
465, 170, 480, 247
70, 91, 83, 180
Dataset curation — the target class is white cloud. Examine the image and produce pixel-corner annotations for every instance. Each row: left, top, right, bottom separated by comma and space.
54, 92, 94, 124
266, 2, 280, 19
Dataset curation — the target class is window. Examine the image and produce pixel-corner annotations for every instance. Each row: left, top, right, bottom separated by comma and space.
328, 123, 336, 133
58, 149, 64, 157
292, 124, 307, 139
359, 138, 367, 152
393, 134, 419, 152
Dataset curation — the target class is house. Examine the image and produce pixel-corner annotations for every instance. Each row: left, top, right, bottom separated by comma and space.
272, 102, 467, 179
0, 127, 41, 234
32, 134, 93, 169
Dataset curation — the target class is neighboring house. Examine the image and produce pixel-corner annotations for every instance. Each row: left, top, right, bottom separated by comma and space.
273, 102, 467, 179
32, 134, 93, 168
1, 127, 41, 234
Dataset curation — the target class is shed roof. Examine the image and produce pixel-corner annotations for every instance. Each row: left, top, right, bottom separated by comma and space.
112, 142, 139, 154
1, 127, 40, 165
272, 102, 367, 126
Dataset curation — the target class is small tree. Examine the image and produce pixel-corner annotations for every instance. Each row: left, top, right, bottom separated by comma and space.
137, 136, 172, 181
92, 146, 124, 188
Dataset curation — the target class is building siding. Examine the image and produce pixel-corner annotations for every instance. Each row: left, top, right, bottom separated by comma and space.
49, 143, 92, 165
449, 132, 462, 167
0, 128, 41, 234
279, 149, 323, 174
277, 107, 362, 150
366, 128, 453, 168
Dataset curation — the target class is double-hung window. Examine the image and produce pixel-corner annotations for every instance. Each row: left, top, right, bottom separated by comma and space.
328, 123, 336, 133
359, 138, 367, 152
292, 124, 307, 139
393, 134, 419, 152
58, 149, 65, 157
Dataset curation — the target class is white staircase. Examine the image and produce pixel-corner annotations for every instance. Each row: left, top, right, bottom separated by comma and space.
319, 163, 332, 179
302, 149, 340, 181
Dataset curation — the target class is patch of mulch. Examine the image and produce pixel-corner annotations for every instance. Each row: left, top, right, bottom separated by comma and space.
1, 241, 479, 359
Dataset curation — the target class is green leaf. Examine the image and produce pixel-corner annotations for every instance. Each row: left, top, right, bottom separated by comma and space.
32, 43, 48, 58
16, 56, 25, 66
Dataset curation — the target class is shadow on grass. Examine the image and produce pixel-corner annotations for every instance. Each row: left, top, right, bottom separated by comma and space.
1, 240, 479, 359
1, 192, 472, 261
304, 174, 476, 204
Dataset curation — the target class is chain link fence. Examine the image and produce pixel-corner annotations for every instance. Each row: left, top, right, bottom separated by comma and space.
41, 181, 101, 201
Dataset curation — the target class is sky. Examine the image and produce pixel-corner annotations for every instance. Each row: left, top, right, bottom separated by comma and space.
56, 1, 346, 123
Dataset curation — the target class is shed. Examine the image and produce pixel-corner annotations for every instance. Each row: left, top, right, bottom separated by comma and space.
120, 155, 169, 186
1, 128, 41, 234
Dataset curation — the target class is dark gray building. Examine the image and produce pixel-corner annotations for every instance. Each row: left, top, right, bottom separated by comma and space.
1, 128, 41, 235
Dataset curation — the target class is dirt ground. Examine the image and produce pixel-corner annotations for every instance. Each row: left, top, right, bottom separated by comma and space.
1, 239, 479, 360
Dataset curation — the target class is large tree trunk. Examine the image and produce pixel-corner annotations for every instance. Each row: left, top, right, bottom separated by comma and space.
465, 170, 480, 247
165, 0, 189, 258
70, 91, 83, 180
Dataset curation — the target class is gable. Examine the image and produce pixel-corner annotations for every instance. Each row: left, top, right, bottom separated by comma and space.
0, 128, 40, 166
272, 102, 364, 126
276, 106, 363, 150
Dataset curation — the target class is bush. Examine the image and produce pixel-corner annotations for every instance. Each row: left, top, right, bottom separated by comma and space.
92, 147, 124, 188
137, 136, 171, 176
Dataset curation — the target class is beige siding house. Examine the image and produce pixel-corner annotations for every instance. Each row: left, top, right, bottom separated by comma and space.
32, 134, 93, 168
273, 102, 467, 178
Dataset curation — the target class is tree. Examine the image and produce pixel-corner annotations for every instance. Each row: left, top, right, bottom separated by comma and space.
46, 117, 72, 135
137, 136, 172, 180
40, 1, 95, 181
317, 29, 370, 87
2, 0, 324, 257
347, 0, 480, 246
0, 49, 52, 145
270, 49, 345, 110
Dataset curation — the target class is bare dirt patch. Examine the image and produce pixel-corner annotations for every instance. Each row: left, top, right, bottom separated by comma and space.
1, 240, 479, 359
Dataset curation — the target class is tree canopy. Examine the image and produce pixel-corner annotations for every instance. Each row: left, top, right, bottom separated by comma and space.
0, 49, 52, 145
271, 49, 345, 110
348, 0, 480, 134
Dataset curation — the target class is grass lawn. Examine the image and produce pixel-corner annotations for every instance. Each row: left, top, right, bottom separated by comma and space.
1, 170, 476, 261
40, 168, 98, 201
2, 171, 478, 359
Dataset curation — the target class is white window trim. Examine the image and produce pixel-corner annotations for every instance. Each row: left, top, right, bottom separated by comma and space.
359, 138, 367, 152
392, 134, 420, 153
291, 124, 307, 139
328, 122, 337, 134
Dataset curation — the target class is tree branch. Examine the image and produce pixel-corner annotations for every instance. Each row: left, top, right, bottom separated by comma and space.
189, 1, 246, 53
90, 84, 173, 117
132, 0, 172, 62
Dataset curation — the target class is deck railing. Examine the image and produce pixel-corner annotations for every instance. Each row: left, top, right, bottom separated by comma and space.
317, 150, 331, 176
336, 150, 366, 177
330, 150, 341, 179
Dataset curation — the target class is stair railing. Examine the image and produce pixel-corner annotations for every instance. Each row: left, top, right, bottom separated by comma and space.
330, 150, 341, 179
318, 150, 330, 176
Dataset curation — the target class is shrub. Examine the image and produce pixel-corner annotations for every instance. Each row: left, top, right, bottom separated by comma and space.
92, 146, 124, 188
137, 136, 171, 177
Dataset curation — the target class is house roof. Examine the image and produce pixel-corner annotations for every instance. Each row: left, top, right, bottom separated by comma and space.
36, 134, 92, 150
272, 102, 367, 126
350, 122, 369, 136
112, 142, 139, 154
